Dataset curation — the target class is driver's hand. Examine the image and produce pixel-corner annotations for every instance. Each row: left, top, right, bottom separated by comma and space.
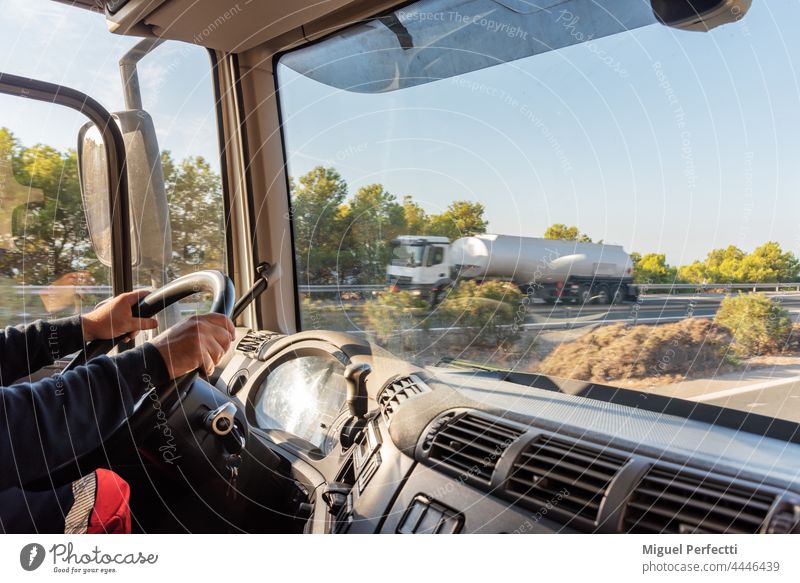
149, 314, 236, 378
81, 290, 159, 342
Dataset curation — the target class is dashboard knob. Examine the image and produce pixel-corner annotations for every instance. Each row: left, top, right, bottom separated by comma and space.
204, 402, 237, 436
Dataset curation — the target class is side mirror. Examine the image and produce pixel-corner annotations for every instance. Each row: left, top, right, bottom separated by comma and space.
652, 0, 751, 31
77, 110, 172, 272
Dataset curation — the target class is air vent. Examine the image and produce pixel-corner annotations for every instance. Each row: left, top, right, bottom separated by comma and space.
427, 413, 524, 485
397, 495, 463, 534
505, 435, 629, 524
378, 375, 431, 423
624, 466, 777, 534
236, 331, 277, 359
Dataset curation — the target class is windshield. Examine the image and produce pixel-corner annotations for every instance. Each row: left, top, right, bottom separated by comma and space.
391, 243, 426, 267
278, 0, 800, 424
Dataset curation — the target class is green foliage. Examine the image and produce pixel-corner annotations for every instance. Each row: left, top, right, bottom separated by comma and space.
438, 280, 522, 347
634, 253, 677, 284
715, 293, 792, 357
676, 260, 707, 284
290, 166, 349, 284
402, 195, 428, 234
544, 223, 592, 242
677, 243, 799, 284
0, 128, 98, 285
0, 128, 224, 298
340, 183, 406, 283
290, 166, 489, 284
425, 200, 488, 240
738, 242, 800, 283
363, 291, 429, 342
163, 151, 225, 277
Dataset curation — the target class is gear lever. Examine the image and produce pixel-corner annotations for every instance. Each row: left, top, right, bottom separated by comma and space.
340, 363, 371, 448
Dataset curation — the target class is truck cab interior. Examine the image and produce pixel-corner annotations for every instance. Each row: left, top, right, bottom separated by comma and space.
1, 0, 800, 534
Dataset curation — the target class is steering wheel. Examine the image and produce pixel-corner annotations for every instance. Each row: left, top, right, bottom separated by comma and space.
63, 270, 235, 428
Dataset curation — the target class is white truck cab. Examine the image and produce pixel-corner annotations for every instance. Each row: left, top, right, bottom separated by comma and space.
386, 235, 451, 299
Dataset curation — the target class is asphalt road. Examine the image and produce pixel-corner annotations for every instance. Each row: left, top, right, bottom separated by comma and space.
645, 362, 800, 423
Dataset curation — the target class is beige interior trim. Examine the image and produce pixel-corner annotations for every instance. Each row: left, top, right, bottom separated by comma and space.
235, 50, 299, 334
215, 53, 257, 329
229, 0, 405, 333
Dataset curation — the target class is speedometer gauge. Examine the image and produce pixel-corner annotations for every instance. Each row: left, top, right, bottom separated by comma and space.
254, 355, 347, 452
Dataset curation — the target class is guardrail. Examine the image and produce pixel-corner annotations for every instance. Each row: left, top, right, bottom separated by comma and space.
297, 284, 384, 293
636, 282, 800, 293
11, 281, 800, 297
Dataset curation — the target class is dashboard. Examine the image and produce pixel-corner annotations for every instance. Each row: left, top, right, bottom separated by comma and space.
211, 328, 800, 534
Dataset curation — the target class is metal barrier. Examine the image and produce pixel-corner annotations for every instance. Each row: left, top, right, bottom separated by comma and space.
636, 282, 800, 293
11, 281, 800, 297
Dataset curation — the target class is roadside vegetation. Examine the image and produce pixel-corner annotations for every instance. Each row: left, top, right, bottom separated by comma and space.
714, 293, 793, 357
436, 281, 522, 348
537, 319, 735, 386
535, 293, 800, 387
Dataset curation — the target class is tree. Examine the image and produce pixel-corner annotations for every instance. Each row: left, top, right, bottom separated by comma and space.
290, 166, 348, 283
544, 223, 592, 242
340, 183, 406, 282
634, 253, 676, 284
402, 195, 428, 234
677, 260, 708, 284
426, 200, 488, 240
736, 241, 799, 283
703, 245, 745, 283
163, 151, 225, 277
1, 132, 97, 286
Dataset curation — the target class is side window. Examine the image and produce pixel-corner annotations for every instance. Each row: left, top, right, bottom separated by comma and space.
0, 35, 223, 329
0, 113, 110, 327
427, 247, 444, 267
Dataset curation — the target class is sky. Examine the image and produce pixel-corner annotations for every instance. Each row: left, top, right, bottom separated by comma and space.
277, 0, 800, 266
0, 0, 798, 266
0, 0, 220, 168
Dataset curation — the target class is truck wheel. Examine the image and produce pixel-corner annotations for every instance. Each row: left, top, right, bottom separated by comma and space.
609, 286, 624, 304
579, 284, 593, 305
430, 287, 447, 306
596, 285, 611, 305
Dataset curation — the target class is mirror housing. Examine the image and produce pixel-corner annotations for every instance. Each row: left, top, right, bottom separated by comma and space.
652, 0, 751, 31
78, 109, 171, 273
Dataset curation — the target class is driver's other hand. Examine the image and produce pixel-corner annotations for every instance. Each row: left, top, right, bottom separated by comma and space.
149, 314, 236, 378
81, 289, 159, 342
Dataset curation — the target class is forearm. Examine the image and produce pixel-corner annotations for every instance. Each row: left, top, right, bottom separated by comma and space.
0, 316, 86, 384
0, 343, 169, 490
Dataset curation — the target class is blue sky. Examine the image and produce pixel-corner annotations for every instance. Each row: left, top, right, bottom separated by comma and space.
0, 0, 219, 168
277, 1, 800, 265
1, 0, 798, 266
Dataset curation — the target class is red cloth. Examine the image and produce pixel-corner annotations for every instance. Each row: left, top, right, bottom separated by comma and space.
86, 469, 131, 534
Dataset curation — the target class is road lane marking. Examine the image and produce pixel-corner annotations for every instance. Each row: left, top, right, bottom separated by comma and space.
691, 375, 800, 402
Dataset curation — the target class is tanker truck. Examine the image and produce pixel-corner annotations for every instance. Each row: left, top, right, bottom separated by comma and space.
386, 234, 638, 305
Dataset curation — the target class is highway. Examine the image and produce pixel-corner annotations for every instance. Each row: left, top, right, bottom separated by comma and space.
647, 362, 800, 423
322, 292, 800, 333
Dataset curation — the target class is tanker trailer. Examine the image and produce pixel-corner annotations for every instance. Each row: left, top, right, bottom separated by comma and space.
449, 234, 637, 304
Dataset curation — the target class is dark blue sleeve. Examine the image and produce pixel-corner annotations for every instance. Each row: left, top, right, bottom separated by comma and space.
0, 316, 86, 386
0, 343, 170, 491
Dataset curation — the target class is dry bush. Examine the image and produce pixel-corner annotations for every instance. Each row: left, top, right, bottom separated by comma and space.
537, 318, 734, 385
714, 293, 792, 357
437, 280, 523, 347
